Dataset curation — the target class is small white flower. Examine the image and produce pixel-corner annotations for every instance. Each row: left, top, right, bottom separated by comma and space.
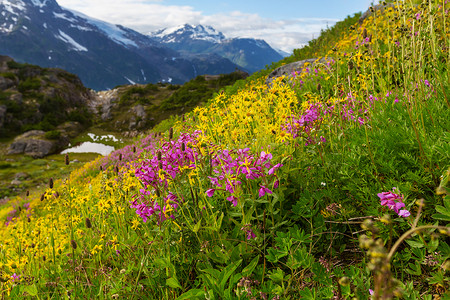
321, 182, 326, 186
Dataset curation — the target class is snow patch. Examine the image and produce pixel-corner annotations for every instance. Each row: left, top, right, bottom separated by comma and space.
43, 22, 47, 28
1, 0, 26, 14
30, 0, 48, 8
70, 24, 92, 31
53, 12, 77, 23
124, 76, 136, 85
0, 23, 14, 33
68, 9, 138, 47
141, 69, 146, 81
55, 30, 88, 51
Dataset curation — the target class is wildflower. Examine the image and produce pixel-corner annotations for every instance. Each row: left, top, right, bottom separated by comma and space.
131, 218, 140, 230
241, 224, 256, 239
206, 189, 215, 197
91, 244, 103, 255
258, 185, 272, 197
227, 195, 238, 206
268, 163, 283, 175
398, 209, 411, 218
378, 189, 409, 217
273, 180, 279, 189
10, 273, 20, 282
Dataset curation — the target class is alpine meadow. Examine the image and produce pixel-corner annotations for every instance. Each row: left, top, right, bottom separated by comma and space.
0, 0, 449, 299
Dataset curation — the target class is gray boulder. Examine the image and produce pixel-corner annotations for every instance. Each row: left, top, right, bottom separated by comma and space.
0, 105, 6, 128
0, 75, 15, 90
131, 104, 147, 119
7, 130, 58, 158
266, 57, 332, 85
359, 3, 395, 24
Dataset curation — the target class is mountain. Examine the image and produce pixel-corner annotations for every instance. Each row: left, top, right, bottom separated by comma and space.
0, 0, 241, 90
150, 24, 284, 73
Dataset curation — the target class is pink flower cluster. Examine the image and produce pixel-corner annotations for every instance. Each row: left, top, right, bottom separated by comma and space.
205, 149, 282, 206
377, 189, 410, 217
282, 104, 324, 145
131, 131, 201, 223
132, 131, 283, 223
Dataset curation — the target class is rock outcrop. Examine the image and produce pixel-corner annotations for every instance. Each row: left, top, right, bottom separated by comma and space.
359, 3, 396, 24
0, 56, 94, 138
266, 57, 332, 85
0, 105, 6, 128
7, 130, 65, 158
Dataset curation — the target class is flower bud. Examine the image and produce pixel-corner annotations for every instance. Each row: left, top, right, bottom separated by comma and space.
85, 217, 92, 229
339, 276, 350, 286
71, 240, 77, 250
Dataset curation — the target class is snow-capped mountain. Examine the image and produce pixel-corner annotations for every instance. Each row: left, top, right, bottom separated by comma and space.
151, 24, 226, 44
150, 24, 283, 73
0, 0, 282, 90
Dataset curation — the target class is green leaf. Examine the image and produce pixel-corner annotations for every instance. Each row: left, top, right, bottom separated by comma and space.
435, 205, 450, 216
432, 213, 450, 221
405, 240, 425, 248
241, 255, 260, 277
299, 287, 317, 299
193, 219, 202, 233
23, 284, 38, 296
166, 277, 182, 289
176, 289, 205, 300
268, 268, 284, 283
219, 259, 242, 292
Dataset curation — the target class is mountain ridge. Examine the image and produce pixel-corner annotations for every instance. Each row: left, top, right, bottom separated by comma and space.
0, 0, 282, 90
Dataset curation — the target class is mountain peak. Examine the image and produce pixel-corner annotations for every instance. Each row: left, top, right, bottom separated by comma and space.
150, 24, 226, 44
0, 0, 59, 10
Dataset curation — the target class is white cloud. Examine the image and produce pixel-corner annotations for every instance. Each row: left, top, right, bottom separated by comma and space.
57, 0, 339, 53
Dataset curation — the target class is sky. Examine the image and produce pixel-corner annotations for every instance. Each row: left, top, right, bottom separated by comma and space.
56, 0, 375, 53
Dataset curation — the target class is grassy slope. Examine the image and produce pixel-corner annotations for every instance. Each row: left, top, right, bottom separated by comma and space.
0, 72, 247, 200
0, 1, 449, 299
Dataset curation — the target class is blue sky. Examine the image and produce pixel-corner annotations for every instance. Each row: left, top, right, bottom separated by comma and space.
57, 0, 374, 53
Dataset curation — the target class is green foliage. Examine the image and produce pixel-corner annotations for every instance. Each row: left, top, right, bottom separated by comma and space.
0, 72, 16, 81
160, 72, 247, 111
44, 130, 61, 140
18, 77, 41, 92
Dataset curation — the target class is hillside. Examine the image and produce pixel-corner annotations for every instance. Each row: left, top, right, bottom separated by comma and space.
0, 1, 449, 299
0, 55, 93, 138
0, 67, 248, 199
